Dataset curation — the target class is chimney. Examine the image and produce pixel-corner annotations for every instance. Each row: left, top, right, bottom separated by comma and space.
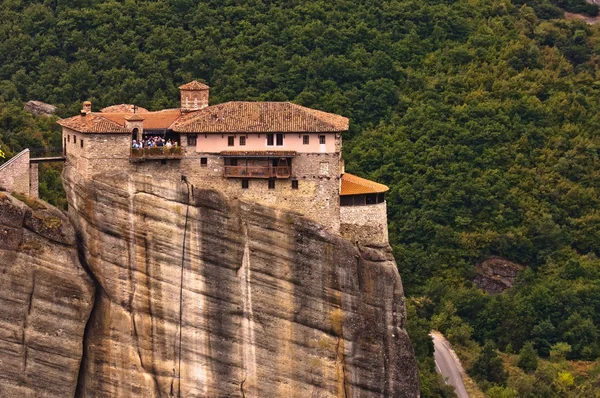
179, 80, 210, 112
82, 100, 92, 114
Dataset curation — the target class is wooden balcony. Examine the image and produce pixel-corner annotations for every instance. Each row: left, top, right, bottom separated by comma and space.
130, 147, 183, 162
224, 166, 291, 179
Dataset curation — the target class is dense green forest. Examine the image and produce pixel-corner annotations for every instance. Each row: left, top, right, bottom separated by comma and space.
2, 0, 600, 395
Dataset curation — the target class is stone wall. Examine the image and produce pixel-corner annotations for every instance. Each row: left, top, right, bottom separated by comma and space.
340, 201, 389, 245
0, 149, 36, 197
64, 129, 342, 232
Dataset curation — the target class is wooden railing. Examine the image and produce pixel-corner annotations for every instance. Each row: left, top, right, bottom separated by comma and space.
224, 166, 291, 179
130, 147, 183, 161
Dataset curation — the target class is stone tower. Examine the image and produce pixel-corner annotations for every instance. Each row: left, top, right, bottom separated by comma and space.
179, 80, 209, 112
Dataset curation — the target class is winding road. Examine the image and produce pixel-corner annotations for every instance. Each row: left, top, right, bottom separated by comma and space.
431, 331, 469, 398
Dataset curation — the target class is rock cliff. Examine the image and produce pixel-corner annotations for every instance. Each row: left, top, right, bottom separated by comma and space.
62, 164, 419, 398
0, 191, 95, 397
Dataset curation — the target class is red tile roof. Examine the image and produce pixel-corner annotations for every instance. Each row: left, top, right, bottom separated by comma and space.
341, 173, 389, 195
179, 80, 210, 90
100, 109, 182, 130
57, 113, 131, 133
171, 102, 348, 133
100, 104, 149, 113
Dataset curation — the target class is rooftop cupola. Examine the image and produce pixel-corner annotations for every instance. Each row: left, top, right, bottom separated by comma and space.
179, 80, 209, 112
81, 100, 92, 115
125, 113, 145, 141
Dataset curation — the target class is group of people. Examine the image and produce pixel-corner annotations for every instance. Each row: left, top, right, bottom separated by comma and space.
132, 136, 178, 149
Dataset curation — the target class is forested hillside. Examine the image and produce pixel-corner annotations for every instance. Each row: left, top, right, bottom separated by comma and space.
2, 0, 600, 395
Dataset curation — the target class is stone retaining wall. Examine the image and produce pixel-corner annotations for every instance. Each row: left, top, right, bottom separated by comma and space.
0, 149, 37, 197
340, 201, 389, 245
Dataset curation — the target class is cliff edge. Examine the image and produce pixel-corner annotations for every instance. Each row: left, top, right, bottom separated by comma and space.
0, 191, 95, 397
63, 163, 419, 397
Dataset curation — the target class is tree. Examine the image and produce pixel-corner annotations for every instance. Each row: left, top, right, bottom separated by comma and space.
470, 341, 508, 385
518, 341, 538, 373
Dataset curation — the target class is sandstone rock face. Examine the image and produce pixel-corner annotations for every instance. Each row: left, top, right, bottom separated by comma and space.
63, 165, 419, 397
23, 100, 56, 117
0, 191, 95, 398
474, 256, 526, 294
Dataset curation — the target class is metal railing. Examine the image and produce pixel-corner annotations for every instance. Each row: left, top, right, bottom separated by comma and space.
130, 146, 183, 160
223, 166, 291, 178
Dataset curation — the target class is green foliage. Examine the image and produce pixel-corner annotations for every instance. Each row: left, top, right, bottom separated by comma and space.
518, 341, 539, 373
470, 341, 508, 385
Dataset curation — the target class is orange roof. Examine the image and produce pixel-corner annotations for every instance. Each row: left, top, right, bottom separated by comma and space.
179, 80, 210, 90
99, 109, 183, 130
100, 104, 149, 113
57, 113, 131, 133
341, 173, 389, 196
171, 102, 348, 133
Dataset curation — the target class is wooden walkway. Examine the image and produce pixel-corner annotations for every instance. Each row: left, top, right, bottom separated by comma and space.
30, 156, 66, 163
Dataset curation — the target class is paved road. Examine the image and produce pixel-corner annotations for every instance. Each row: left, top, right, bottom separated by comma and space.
431, 331, 469, 398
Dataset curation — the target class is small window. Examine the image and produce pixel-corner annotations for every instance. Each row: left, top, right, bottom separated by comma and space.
240, 136, 246, 146
276, 133, 283, 146
200, 157, 207, 167
291, 180, 299, 190
73, 135, 77, 144
303, 135, 309, 145
228, 136, 235, 146
266, 134, 274, 146
67, 135, 70, 143
319, 135, 326, 145
80, 139, 84, 148
242, 179, 249, 189
340, 196, 353, 206
187, 135, 197, 146
268, 180, 275, 190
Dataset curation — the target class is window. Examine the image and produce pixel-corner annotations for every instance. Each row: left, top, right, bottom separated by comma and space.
187, 135, 197, 146
266, 133, 274, 146
80, 139, 84, 148
276, 133, 283, 146
319, 135, 326, 145
200, 157, 207, 167
73, 135, 77, 144
268, 180, 275, 190
240, 136, 246, 146
291, 180, 299, 190
340, 196, 353, 206
242, 179, 249, 189
228, 136, 235, 146
303, 135, 309, 145
67, 135, 70, 143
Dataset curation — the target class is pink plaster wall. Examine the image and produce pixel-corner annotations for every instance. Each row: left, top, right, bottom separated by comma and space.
194, 132, 337, 153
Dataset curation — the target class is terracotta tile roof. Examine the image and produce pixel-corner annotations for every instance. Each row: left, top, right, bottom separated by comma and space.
341, 173, 389, 195
179, 80, 210, 90
100, 104, 149, 113
171, 102, 349, 133
57, 113, 131, 133
220, 151, 297, 157
100, 109, 182, 130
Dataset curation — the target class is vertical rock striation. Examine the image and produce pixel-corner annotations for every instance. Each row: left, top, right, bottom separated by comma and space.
63, 164, 419, 397
0, 191, 95, 398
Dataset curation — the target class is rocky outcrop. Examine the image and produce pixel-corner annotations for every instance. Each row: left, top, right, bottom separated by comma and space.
23, 100, 56, 117
474, 256, 525, 294
0, 191, 95, 398
63, 165, 419, 397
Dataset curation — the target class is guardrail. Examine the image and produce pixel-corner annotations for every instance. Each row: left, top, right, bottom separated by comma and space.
224, 166, 291, 178
130, 146, 183, 161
